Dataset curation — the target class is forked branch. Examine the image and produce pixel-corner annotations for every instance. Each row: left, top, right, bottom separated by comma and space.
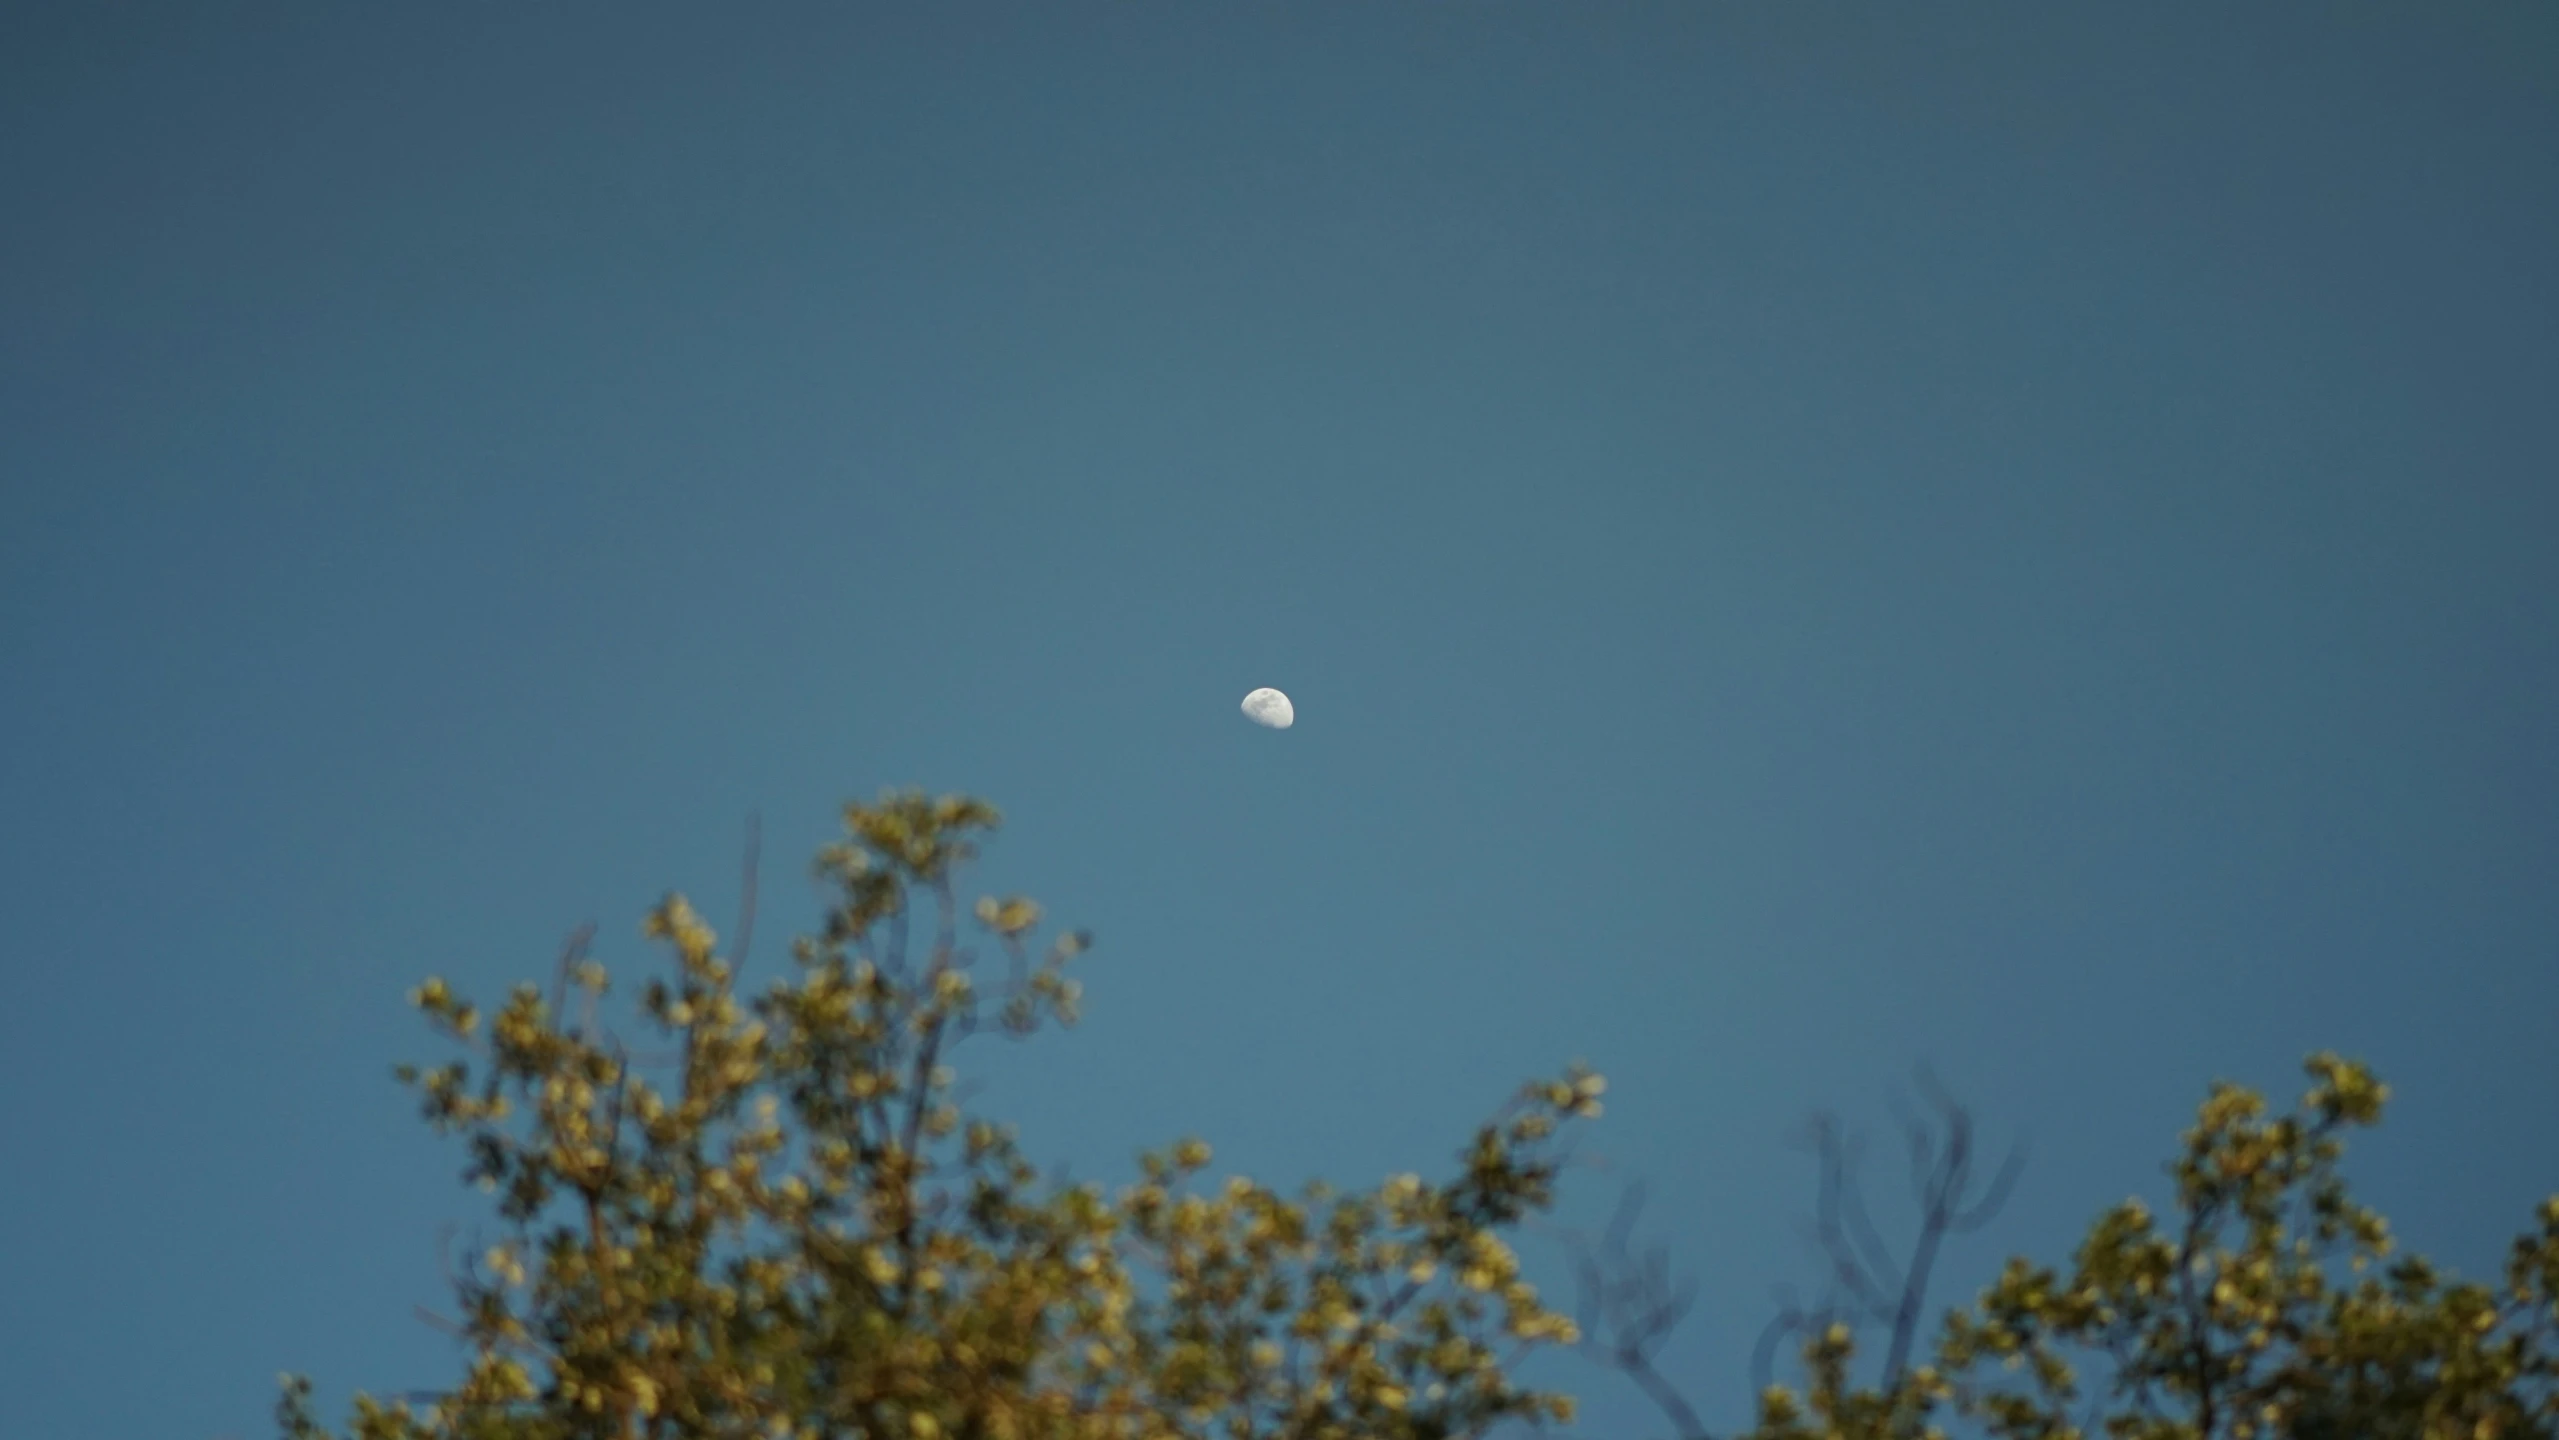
1761, 1065, 2026, 1394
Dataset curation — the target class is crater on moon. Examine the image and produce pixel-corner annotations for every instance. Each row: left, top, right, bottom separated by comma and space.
1240, 687, 1294, 729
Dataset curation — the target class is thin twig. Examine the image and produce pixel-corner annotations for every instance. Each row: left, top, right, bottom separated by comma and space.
550, 923, 597, 1027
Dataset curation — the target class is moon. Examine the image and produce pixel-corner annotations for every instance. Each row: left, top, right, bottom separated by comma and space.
1240, 687, 1295, 729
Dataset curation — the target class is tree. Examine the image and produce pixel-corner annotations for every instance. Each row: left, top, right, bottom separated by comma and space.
1571, 1069, 2024, 1440
1586, 1058, 2559, 1440
284, 787, 2559, 1440
280, 791, 1603, 1440
1923, 1055, 2559, 1440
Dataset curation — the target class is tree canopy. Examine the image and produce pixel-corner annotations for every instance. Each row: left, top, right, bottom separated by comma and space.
285, 790, 2559, 1440
1725, 1052, 2559, 1440
282, 791, 1599, 1440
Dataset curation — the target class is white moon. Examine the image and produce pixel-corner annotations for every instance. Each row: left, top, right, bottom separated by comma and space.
1240, 687, 1295, 729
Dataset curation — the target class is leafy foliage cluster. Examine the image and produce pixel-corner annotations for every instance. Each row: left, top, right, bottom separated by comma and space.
1729, 1059, 2559, 1440
285, 789, 2559, 1440
283, 793, 1601, 1440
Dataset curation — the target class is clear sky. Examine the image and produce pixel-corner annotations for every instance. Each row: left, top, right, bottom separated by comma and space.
4, 6, 2555, 1437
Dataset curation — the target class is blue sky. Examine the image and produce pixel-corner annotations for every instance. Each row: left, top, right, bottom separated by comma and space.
4, 6, 2555, 1436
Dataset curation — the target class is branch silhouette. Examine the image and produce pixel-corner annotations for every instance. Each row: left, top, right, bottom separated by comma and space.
1760, 1064, 2025, 1395
1570, 1066, 2023, 1439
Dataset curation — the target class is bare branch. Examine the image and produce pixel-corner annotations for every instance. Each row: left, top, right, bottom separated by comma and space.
1807, 1117, 1897, 1320
549, 923, 597, 1030
1887, 1087, 1935, 1205
1837, 1151, 1907, 1301
1752, 1295, 1851, 1400
1567, 1182, 1712, 1440
1767, 1067, 2028, 1398
412, 1305, 469, 1341
1951, 1138, 2029, 1233
1750, 1295, 1804, 1399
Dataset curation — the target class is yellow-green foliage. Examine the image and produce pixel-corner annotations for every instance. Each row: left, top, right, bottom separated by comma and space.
281, 792, 1601, 1440
285, 788, 2556, 1440
1744, 1058, 2559, 1440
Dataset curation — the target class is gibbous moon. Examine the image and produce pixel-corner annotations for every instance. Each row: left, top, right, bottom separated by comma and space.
1240, 687, 1295, 729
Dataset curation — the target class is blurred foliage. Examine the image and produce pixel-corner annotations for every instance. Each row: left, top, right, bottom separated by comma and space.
281, 791, 1603, 1440
1737, 1057, 2559, 1440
